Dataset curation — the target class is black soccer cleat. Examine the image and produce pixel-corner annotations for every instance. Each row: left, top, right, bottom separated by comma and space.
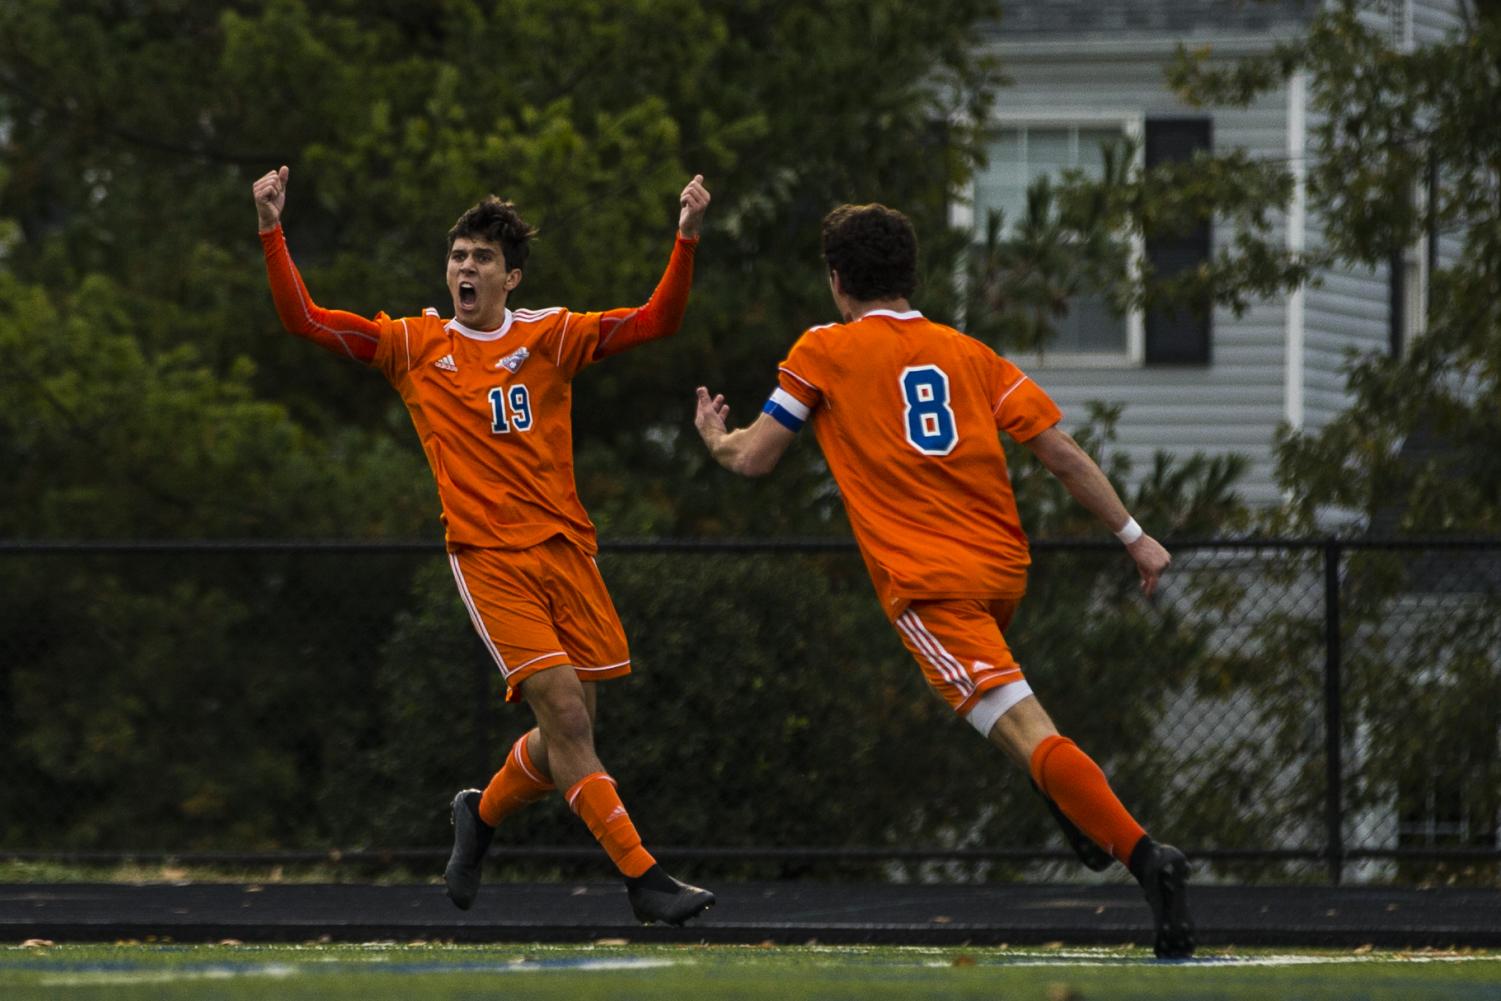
1031, 780, 1115, 872
625, 864, 716, 926
443, 789, 495, 911
1129, 838, 1195, 959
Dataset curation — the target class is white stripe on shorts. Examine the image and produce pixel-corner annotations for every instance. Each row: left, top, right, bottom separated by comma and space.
512, 650, 568, 672
448, 552, 510, 676
896, 610, 975, 698
574, 659, 631, 674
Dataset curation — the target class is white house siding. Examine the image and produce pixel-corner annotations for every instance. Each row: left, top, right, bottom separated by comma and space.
1299, 62, 1388, 439
1362, 0, 1468, 45
1417, 0, 1469, 276
1302, 0, 1470, 435
1412, 0, 1466, 40
982, 52, 1293, 508
1300, 256, 1387, 434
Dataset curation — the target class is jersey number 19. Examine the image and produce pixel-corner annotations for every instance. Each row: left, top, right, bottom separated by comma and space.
489, 384, 534, 434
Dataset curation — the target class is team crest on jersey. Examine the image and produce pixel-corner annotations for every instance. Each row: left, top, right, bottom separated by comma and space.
434, 354, 458, 373
495, 346, 530, 373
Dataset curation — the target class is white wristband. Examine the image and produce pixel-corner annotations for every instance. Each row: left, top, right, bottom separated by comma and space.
1115, 517, 1143, 545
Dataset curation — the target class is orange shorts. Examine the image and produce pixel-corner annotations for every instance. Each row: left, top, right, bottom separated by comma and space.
447, 537, 631, 703
893, 597, 1026, 716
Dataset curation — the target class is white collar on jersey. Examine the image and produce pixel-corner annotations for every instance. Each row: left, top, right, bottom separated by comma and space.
445, 308, 514, 341
858, 308, 923, 321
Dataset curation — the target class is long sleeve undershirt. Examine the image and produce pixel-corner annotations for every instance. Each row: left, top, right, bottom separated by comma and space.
259, 225, 697, 364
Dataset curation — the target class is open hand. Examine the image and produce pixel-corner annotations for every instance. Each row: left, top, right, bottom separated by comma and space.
694, 385, 729, 439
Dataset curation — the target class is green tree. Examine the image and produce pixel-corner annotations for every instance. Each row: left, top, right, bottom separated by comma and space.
1164, 0, 1501, 534
0, 0, 1010, 852
1152, 0, 1501, 877
0, 0, 1005, 539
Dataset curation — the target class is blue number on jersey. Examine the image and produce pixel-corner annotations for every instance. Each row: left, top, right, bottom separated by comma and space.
508, 385, 533, 431
900, 365, 957, 455
489, 384, 533, 434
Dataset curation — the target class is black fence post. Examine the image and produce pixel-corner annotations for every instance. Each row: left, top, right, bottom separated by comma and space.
1323, 538, 1345, 885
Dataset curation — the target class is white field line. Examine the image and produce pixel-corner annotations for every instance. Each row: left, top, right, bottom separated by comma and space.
922, 950, 1498, 968
37, 957, 677, 987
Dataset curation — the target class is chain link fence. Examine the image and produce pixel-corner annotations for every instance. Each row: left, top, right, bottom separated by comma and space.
1, 538, 1497, 884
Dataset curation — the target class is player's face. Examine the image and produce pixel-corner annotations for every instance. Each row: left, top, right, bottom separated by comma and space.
447, 236, 521, 330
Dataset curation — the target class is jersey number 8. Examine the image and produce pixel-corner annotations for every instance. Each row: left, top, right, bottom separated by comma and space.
489, 384, 534, 434
900, 365, 957, 456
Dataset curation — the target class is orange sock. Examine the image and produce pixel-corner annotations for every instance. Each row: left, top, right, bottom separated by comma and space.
565, 772, 656, 878
1030, 734, 1147, 865
478, 733, 555, 827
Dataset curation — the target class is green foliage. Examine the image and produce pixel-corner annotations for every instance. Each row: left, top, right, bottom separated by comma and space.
1007, 403, 1251, 542
1168, 0, 1501, 534
0, 0, 1005, 536
5, 0, 1490, 879
0, 270, 431, 538
963, 122, 1310, 359
1162, 2, 1501, 880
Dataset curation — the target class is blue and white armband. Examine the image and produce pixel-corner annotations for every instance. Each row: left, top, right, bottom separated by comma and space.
762, 388, 810, 432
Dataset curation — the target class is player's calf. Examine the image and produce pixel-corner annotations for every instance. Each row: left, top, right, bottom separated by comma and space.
1031, 779, 1115, 872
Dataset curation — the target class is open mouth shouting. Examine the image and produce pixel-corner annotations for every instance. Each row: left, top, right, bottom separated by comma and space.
447, 236, 516, 329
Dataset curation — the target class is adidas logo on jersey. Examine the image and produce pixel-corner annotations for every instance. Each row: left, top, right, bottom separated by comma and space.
495, 346, 530, 373
434, 354, 458, 373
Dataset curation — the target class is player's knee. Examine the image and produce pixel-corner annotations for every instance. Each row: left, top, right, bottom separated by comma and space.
534, 696, 594, 749
966, 680, 1035, 739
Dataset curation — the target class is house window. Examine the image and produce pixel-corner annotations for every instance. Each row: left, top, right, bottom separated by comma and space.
1388, 167, 1431, 358
1143, 118, 1213, 365
972, 123, 1131, 358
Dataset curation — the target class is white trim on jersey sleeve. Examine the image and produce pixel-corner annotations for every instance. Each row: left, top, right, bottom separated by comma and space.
993, 374, 1031, 415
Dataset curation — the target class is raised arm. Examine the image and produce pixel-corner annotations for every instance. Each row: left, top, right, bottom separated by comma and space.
1022, 425, 1171, 596
593, 175, 710, 360
693, 387, 796, 477
253, 166, 381, 364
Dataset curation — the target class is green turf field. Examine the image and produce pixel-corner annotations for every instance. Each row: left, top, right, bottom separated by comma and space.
3, 943, 1499, 1000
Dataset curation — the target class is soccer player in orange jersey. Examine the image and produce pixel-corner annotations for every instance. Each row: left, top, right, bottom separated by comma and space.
693, 203, 1194, 958
253, 165, 714, 926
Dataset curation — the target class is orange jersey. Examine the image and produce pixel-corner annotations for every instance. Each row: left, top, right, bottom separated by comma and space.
768, 309, 1061, 616
371, 305, 614, 551
261, 226, 697, 552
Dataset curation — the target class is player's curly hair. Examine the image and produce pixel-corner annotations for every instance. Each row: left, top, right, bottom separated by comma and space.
448, 195, 539, 272
820, 203, 918, 302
